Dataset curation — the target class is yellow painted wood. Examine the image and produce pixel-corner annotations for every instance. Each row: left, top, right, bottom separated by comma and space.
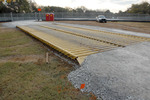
40, 25, 124, 47
56, 24, 150, 41
16, 26, 78, 59
17, 24, 147, 65
17, 25, 116, 64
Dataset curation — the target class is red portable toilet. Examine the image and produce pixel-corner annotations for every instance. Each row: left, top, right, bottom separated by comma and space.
46, 14, 50, 21
50, 13, 54, 21
46, 13, 54, 21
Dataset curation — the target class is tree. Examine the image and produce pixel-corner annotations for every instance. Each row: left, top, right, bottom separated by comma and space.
74, 6, 87, 13
31, 3, 37, 12
76, 7, 83, 13
105, 10, 113, 14
41, 6, 70, 12
126, 2, 150, 14
0, 1, 12, 13
0, 0, 36, 13
17, 0, 30, 13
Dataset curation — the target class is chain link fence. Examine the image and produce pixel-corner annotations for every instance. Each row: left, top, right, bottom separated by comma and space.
0, 12, 150, 22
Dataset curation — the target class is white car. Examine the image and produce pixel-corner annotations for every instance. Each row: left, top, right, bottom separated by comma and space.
96, 15, 107, 23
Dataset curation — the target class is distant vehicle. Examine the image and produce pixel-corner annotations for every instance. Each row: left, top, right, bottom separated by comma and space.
96, 15, 107, 23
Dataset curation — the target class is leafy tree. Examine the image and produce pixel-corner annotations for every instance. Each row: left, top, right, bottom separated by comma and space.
0, 1, 12, 13
17, 0, 30, 13
76, 7, 83, 13
31, 2, 37, 12
41, 6, 70, 12
0, 0, 36, 13
126, 2, 150, 14
105, 10, 113, 14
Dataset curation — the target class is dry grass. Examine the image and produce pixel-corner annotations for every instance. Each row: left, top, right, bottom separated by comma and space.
0, 26, 94, 100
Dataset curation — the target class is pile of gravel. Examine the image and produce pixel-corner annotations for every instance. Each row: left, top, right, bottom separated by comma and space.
68, 42, 150, 100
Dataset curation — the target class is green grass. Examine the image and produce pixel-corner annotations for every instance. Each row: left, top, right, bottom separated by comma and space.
0, 62, 91, 100
0, 28, 46, 58
0, 43, 46, 58
0, 26, 94, 100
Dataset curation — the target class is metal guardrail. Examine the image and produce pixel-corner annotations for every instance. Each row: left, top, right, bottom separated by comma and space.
0, 12, 150, 22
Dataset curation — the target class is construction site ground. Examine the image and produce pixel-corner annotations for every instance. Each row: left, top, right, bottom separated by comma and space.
1, 21, 150, 100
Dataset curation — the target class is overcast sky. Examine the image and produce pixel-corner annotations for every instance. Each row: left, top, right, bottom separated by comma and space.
34, 0, 150, 12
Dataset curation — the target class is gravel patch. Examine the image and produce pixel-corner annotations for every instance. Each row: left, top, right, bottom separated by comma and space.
68, 42, 150, 100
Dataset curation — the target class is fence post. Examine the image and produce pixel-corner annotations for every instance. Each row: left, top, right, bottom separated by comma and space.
3, 13, 6, 21
17, 13, 18, 20
35, 12, 37, 20
10, 12, 13, 21
23, 13, 24, 20
62, 12, 63, 18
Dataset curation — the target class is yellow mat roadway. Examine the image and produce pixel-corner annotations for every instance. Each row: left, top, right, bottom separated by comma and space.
43, 24, 149, 46
55, 24, 150, 41
40, 25, 124, 47
17, 25, 117, 64
17, 24, 149, 64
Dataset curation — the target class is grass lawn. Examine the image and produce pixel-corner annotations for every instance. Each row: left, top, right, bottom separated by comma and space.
0, 25, 95, 100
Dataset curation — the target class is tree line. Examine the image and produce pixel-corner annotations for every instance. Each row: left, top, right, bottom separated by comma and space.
0, 0, 150, 14
0, 0, 37, 13
126, 2, 150, 14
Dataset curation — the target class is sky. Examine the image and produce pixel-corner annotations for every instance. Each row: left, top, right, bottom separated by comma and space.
34, 0, 150, 13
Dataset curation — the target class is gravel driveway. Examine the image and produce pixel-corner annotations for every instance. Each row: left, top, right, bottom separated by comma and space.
68, 42, 150, 100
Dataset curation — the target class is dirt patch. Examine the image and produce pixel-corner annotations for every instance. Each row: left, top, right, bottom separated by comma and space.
56, 21, 150, 34
0, 27, 14, 33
